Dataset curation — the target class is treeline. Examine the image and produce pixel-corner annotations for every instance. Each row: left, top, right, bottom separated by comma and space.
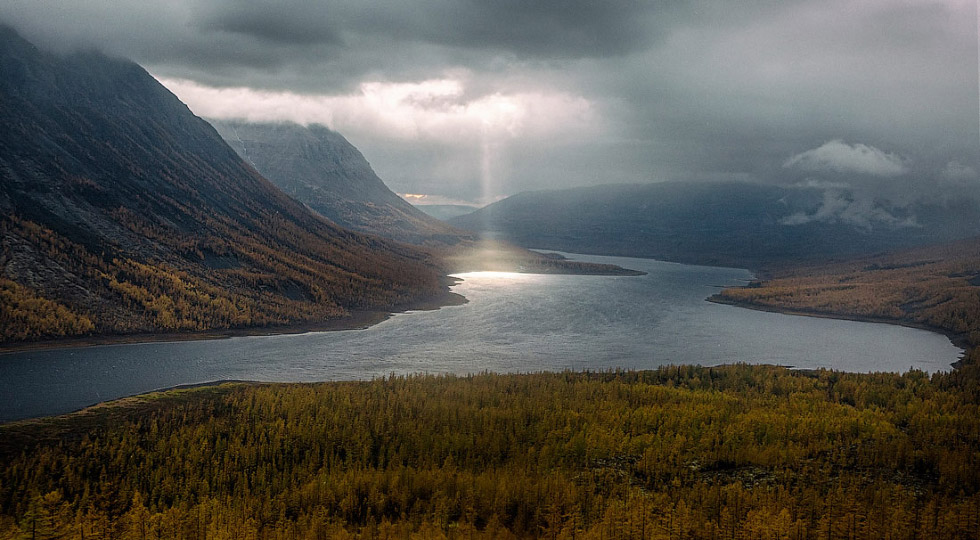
2, 366, 979, 538
0, 278, 94, 341
717, 236, 980, 367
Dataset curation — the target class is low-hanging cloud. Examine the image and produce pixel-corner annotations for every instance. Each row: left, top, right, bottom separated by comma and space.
783, 140, 908, 177
160, 76, 599, 144
940, 161, 979, 185
780, 187, 916, 229
160, 75, 602, 204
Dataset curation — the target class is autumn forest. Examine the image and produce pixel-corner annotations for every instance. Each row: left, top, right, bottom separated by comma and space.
2, 366, 980, 539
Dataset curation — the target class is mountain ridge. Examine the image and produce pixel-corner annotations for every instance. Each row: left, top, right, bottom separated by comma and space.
210, 119, 472, 246
0, 25, 449, 343
414, 204, 481, 221
450, 181, 980, 269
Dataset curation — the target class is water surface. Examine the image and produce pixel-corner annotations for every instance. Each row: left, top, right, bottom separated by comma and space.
0, 253, 961, 422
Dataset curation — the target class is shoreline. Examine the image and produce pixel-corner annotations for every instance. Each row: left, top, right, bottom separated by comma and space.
707, 294, 970, 360
0, 254, 645, 355
3, 264, 965, 366
0, 286, 468, 356
0, 265, 965, 424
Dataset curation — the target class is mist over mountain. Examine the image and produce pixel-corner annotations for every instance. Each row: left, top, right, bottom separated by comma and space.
0, 26, 445, 342
450, 182, 980, 268
210, 120, 472, 246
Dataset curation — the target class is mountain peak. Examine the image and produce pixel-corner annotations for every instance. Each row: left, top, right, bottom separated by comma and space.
210, 119, 472, 246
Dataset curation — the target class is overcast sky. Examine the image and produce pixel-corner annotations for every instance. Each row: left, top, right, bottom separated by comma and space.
2, 0, 978, 206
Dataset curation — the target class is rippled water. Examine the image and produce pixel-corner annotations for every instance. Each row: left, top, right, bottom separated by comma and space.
0, 253, 961, 422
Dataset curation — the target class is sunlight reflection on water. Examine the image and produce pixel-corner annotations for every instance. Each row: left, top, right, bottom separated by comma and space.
451, 271, 538, 281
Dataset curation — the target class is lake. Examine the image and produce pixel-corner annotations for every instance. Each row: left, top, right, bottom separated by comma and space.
0, 253, 962, 422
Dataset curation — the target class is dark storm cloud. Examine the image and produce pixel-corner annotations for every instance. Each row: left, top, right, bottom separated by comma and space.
0, 0, 976, 205
588, 1, 979, 190
196, 0, 671, 58
0, 0, 683, 90
199, 5, 343, 46
347, 0, 677, 59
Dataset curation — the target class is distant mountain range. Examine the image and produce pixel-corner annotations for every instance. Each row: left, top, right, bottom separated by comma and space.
0, 26, 447, 343
414, 204, 481, 222
211, 120, 472, 246
450, 182, 980, 268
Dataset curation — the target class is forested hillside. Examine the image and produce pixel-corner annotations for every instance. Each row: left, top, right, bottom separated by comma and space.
715, 236, 980, 368
0, 26, 447, 344
1, 367, 978, 538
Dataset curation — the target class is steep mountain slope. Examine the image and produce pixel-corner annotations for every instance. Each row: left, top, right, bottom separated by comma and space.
0, 26, 446, 343
211, 120, 471, 245
450, 182, 980, 268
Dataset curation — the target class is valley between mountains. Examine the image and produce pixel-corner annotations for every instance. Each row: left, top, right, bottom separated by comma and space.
0, 26, 634, 349
2, 14, 980, 540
